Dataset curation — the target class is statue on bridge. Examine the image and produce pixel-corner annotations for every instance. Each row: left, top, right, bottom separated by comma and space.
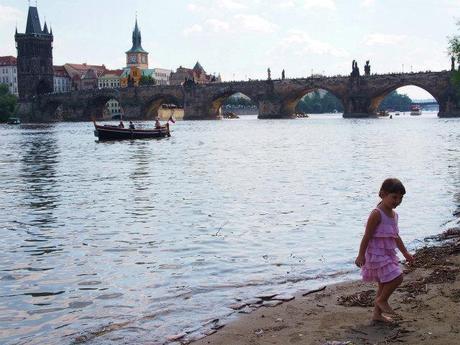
364, 60, 371, 76
351, 60, 360, 78
267, 67, 271, 80
281, 69, 285, 80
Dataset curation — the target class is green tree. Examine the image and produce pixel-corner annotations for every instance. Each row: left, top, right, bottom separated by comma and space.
448, 20, 460, 102
378, 91, 413, 111
0, 84, 17, 122
295, 90, 344, 113
222, 94, 256, 107
448, 20, 460, 64
139, 75, 156, 86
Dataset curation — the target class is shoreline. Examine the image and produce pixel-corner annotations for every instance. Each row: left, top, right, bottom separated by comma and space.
184, 228, 460, 345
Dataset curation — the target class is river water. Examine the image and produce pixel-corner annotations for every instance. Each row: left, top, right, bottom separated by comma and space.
0, 112, 459, 344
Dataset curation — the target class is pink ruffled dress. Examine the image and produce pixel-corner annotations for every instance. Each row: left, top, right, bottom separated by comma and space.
361, 208, 402, 283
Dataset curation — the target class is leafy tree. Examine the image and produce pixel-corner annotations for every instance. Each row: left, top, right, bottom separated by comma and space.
222, 94, 256, 107
139, 75, 156, 86
448, 20, 460, 65
0, 84, 17, 122
378, 91, 413, 111
295, 90, 344, 113
448, 20, 460, 102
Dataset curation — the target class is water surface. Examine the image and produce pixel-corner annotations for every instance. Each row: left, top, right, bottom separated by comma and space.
0, 112, 459, 344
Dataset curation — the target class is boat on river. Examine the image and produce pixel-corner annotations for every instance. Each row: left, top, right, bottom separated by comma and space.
410, 105, 422, 116
93, 120, 171, 140
7, 117, 21, 124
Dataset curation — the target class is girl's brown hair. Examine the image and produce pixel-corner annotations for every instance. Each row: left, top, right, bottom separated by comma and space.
379, 178, 406, 198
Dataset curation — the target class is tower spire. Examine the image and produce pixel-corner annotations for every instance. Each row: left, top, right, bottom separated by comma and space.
127, 16, 146, 53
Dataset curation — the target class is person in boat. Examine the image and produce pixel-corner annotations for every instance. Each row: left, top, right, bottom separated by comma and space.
118, 121, 125, 128
155, 117, 161, 129
129, 121, 135, 129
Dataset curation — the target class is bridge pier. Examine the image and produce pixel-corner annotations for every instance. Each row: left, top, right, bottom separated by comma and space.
183, 103, 222, 120
342, 96, 375, 118
438, 98, 460, 117
120, 103, 143, 120
258, 98, 295, 119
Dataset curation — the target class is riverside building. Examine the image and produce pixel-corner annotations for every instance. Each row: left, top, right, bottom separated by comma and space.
0, 56, 18, 96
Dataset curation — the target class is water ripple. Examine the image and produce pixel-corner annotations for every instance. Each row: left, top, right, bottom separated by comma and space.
0, 114, 459, 344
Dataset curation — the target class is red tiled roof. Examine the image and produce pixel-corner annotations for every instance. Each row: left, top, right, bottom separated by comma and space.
65, 63, 106, 71
0, 56, 17, 66
53, 65, 70, 78
64, 63, 107, 78
101, 69, 123, 77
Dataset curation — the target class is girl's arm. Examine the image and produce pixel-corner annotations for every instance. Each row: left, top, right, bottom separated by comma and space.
395, 235, 414, 263
355, 209, 380, 267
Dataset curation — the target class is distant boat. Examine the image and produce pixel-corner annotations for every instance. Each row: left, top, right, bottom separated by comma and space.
7, 117, 21, 124
410, 105, 422, 116
295, 112, 309, 118
222, 112, 239, 119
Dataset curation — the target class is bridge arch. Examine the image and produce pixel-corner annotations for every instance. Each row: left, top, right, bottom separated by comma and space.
210, 91, 259, 118
84, 94, 122, 120
282, 86, 345, 116
40, 100, 66, 121
370, 82, 440, 114
141, 94, 184, 120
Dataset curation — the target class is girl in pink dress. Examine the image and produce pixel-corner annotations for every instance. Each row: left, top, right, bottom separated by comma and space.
355, 178, 414, 322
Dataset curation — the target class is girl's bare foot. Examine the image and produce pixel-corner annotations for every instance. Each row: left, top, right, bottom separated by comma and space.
372, 314, 394, 323
375, 299, 395, 314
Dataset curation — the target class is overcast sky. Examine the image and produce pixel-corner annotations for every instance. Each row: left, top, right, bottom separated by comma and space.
1, 0, 459, 99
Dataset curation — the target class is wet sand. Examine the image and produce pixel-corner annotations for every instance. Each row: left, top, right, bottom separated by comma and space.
190, 229, 460, 345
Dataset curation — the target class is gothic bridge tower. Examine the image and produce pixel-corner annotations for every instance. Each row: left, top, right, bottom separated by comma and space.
15, 6, 54, 100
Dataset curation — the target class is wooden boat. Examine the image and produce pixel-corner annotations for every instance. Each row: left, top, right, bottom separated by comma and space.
93, 120, 171, 140
7, 117, 21, 124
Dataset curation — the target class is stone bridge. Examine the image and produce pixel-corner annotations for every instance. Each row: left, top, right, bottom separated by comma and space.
18, 70, 460, 121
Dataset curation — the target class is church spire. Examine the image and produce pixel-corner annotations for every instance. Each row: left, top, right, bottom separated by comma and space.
126, 17, 147, 53
43, 21, 49, 34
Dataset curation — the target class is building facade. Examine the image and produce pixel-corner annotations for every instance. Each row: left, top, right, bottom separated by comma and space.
153, 68, 172, 85
98, 69, 124, 117
0, 56, 18, 96
53, 66, 71, 93
98, 69, 123, 89
63, 63, 107, 90
170, 62, 220, 85
15, 6, 54, 99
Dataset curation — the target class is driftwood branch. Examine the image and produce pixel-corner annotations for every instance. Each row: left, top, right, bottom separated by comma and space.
302, 286, 326, 296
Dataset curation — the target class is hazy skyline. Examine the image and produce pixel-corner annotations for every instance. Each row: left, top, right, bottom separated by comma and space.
1, 0, 459, 99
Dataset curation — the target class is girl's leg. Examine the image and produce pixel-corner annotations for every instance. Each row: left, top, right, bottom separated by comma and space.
372, 282, 384, 320
375, 274, 403, 314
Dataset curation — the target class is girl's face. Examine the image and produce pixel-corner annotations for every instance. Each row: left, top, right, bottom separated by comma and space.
381, 192, 404, 209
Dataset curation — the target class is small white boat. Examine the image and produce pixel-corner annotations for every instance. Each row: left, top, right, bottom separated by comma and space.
410, 105, 422, 116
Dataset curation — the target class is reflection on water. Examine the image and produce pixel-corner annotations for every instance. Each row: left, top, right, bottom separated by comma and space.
20, 125, 60, 229
0, 113, 459, 344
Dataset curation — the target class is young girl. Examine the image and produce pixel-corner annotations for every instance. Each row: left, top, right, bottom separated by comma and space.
355, 178, 414, 322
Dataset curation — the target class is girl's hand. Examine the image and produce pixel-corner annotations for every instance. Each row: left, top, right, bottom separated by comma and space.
404, 252, 415, 264
355, 255, 365, 268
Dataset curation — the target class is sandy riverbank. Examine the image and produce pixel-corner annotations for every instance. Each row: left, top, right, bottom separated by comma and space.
189, 229, 460, 345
